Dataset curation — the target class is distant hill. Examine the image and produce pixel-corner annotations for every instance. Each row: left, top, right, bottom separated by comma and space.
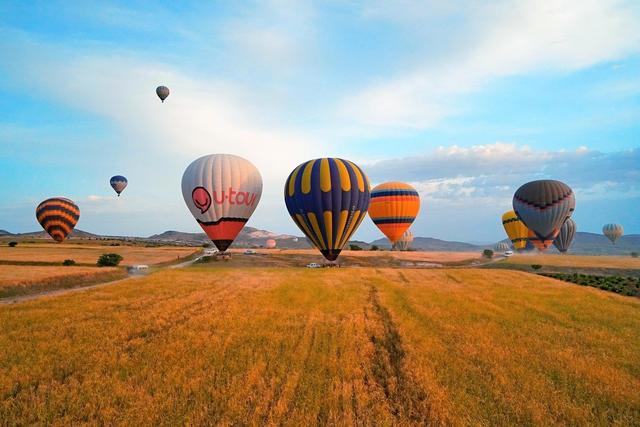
2, 226, 638, 255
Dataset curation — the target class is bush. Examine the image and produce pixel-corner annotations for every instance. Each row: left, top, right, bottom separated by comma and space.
531, 264, 542, 270
8, 241, 18, 247
632, 252, 639, 258
97, 253, 123, 267
370, 245, 379, 251
62, 259, 76, 266
349, 244, 362, 251
483, 249, 493, 259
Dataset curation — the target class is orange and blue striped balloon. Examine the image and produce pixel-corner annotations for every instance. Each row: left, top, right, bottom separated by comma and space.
368, 182, 420, 243
284, 158, 370, 261
35, 197, 80, 243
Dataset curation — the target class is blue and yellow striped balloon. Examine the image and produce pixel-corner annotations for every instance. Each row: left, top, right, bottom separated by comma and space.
284, 158, 370, 261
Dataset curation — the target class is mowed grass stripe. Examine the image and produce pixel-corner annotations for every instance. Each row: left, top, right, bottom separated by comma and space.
374, 269, 640, 425
1, 267, 639, 425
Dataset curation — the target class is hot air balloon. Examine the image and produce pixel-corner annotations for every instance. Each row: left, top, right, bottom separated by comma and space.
265, 239, 276, 249
181, 154, 262, 252
392, 230, 414, 251
602, 223, 623, 244
513, 180, 575, 251
284, 158, 370, 261
501, 210, 528, 251
494, 242, 510, 253
368, 182, 420, 245
156, 85, 170, 102
553, 217, 576, 253
35, 197, 79, 243
110, 175, 128, 196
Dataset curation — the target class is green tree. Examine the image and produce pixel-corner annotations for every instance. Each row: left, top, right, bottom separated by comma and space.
97, 253, 123, 267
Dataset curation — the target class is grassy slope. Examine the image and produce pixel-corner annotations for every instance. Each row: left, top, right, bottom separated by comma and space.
0, 268, 638, 425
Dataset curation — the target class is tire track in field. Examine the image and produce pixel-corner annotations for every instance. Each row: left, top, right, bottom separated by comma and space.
365, 282, 433, 424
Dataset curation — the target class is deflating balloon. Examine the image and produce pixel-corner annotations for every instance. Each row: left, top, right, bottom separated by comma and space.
513, 180, 575, 251
110, 175, 128, 196
602, 223, 623, 244
265, 239, 276, 249
501, 210, 528, 250
35, 197, 80, 243
368, 182, 420, 244
392, 229, 413, 251
494, 242, 510, 252
181, 154, 262, 251
284, 158, 370, 261
553, 217, 576, 253
156, 85, 170, 102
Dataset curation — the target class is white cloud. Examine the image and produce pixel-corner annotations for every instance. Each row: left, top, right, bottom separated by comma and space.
342, 0, 640, 128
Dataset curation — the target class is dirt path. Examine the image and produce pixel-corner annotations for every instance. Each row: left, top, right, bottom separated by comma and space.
0, 252, 204, 305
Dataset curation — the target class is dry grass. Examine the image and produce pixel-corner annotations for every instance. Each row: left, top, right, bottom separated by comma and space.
0, 265, 126, 298
505, 254, 640, 269
0, 268, 638, 425
0, 243, 198, 266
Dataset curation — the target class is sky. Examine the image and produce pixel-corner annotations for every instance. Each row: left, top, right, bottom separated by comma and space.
1, 0, 639, 243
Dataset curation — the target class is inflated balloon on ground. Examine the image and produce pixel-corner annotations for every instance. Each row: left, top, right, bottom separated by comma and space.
501, 210, 528, 251
513, 180, 575, 251
35, 197, 80, 243
553, 218, 576, 253
182, 154, 262, 252
284, 158, 370, 261
393, 230, 414, 251
368, 182, 420, 244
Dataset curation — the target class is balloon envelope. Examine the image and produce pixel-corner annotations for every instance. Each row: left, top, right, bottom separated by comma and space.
602, 223, 623, 244
110, 175, 128, 196
393, 229, 414, 251
494, 242, 510, 252
284, 158, 370, 261
501, 210, 528, 250
553, 217, 576, 253
368, 182, 420, 244
265, 239, 276, 248
156, 85, 170, 102
181, 154, 262, 251
35, 197, 79, 243
513, 180, 575, 251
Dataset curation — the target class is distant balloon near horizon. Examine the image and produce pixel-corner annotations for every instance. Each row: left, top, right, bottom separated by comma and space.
513, 180, 575, 251
265, 239, 276, 249
501, 210, 528, 251
181, 154, 262, 252
602, 223, 624, 244
109, 175, 128, 196
368, 182, 420, 244
284, 158, 370, 261
494, 242, 510, 253
393, 229, 413, 251
156, 85, 170, 102
553, 217, 576, 253
35, 197, 79, 243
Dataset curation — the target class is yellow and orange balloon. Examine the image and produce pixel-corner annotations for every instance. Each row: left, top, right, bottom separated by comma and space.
501, 210, 528, 250
368, 182, 420, 244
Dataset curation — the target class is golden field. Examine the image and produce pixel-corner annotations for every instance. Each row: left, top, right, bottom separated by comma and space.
1, 267, 638, 425
0, 265, 126, 298
503, 254, 640, 269
0, 243, 198, 266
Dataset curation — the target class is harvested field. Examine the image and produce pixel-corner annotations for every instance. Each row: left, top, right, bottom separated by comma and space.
501, 254, 640, 270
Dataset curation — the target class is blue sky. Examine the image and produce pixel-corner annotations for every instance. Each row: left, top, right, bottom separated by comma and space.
1, 0, 639, 242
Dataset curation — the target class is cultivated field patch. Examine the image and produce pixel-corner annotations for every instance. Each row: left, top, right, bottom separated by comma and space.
0, 267, 638, 424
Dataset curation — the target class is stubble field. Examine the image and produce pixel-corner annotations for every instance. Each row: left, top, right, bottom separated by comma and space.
1, 266, 638, 425
501, 254, 640, 270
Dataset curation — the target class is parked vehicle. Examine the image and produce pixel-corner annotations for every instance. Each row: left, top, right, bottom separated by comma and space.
306, 263, 321, 268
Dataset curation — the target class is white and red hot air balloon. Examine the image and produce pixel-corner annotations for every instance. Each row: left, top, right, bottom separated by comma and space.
182, 154, 262, 252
